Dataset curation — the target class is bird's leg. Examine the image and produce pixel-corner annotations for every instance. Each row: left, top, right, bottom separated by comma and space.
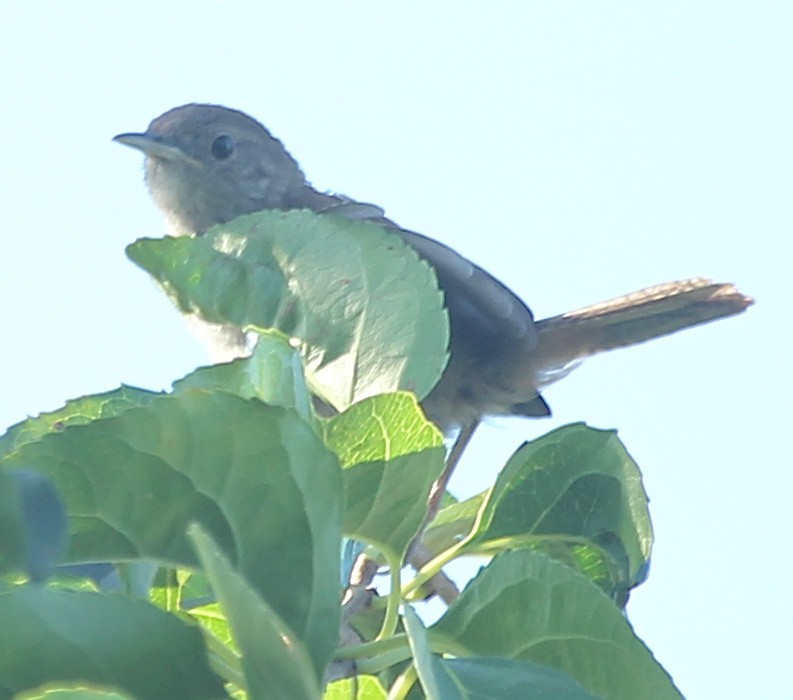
407, 420, 479, 548
403, 420, 479, 603
426, 420, 480, 524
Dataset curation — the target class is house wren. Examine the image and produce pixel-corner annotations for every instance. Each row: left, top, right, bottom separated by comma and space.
115, 104, 752, 436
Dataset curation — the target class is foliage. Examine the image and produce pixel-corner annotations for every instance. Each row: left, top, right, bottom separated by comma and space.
0, 211, 680, 698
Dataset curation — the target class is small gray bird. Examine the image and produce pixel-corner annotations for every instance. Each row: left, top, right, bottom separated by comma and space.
114, 104, 752, 446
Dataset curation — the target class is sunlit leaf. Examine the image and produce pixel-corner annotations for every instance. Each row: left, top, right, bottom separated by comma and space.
127, 209, 449, 411
324, 393, 444, 558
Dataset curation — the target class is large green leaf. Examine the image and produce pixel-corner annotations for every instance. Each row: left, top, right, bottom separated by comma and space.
324, 393, 445, 559
470, 424, 651, 597
418, 657, 601, 700
0, 390, 343, 676
1, 331, 313, 463
432, 550, 681, 700
420, 425, 650, 602
403, 604, 598, 699
0, 586, 224, 699
189, 524, 320, 699
127, 209, 449, 411
0, 386, 160, 459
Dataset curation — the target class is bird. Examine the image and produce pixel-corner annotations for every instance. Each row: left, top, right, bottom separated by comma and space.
114, 104, 753, 451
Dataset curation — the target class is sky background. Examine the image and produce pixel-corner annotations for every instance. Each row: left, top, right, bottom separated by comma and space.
1, 3, 790, 697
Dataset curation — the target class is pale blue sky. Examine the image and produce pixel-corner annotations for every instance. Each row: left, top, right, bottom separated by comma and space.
1, 3, 790, 697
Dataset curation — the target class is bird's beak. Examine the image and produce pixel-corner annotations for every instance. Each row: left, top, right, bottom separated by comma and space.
112, 132, 202, 167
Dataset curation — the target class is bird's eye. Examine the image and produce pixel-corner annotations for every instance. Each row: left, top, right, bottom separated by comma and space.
210, 134, 235, 160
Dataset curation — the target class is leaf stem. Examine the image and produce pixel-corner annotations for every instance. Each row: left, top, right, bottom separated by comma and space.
386, 664, 418, 700
357, 647, 414, 675
334, 632, 408, 660
375, 552, 403, 640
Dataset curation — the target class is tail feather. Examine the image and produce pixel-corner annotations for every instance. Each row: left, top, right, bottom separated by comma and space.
532, 278, 753, 385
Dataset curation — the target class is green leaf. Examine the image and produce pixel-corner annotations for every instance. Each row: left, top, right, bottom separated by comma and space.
432, 550, 681, 700
403, 601, 598, 699
324, 393, 445, 558
0, 330, 314, 461
0, 586, 224, 699
186, 602, 236, 653
425, 657, 601, 700
127, 209, 449, 411
17, 686, 133, 699
0, 386, 160, 459
189, 524, 321, 700
173, 328, 316, 427
1, 390, 343, 677
470, 423, 652, 597
324, 393, 441, 468
324, 675, 386, 699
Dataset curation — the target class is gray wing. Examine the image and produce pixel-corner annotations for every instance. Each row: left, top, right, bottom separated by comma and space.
391, 227, 537, 345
